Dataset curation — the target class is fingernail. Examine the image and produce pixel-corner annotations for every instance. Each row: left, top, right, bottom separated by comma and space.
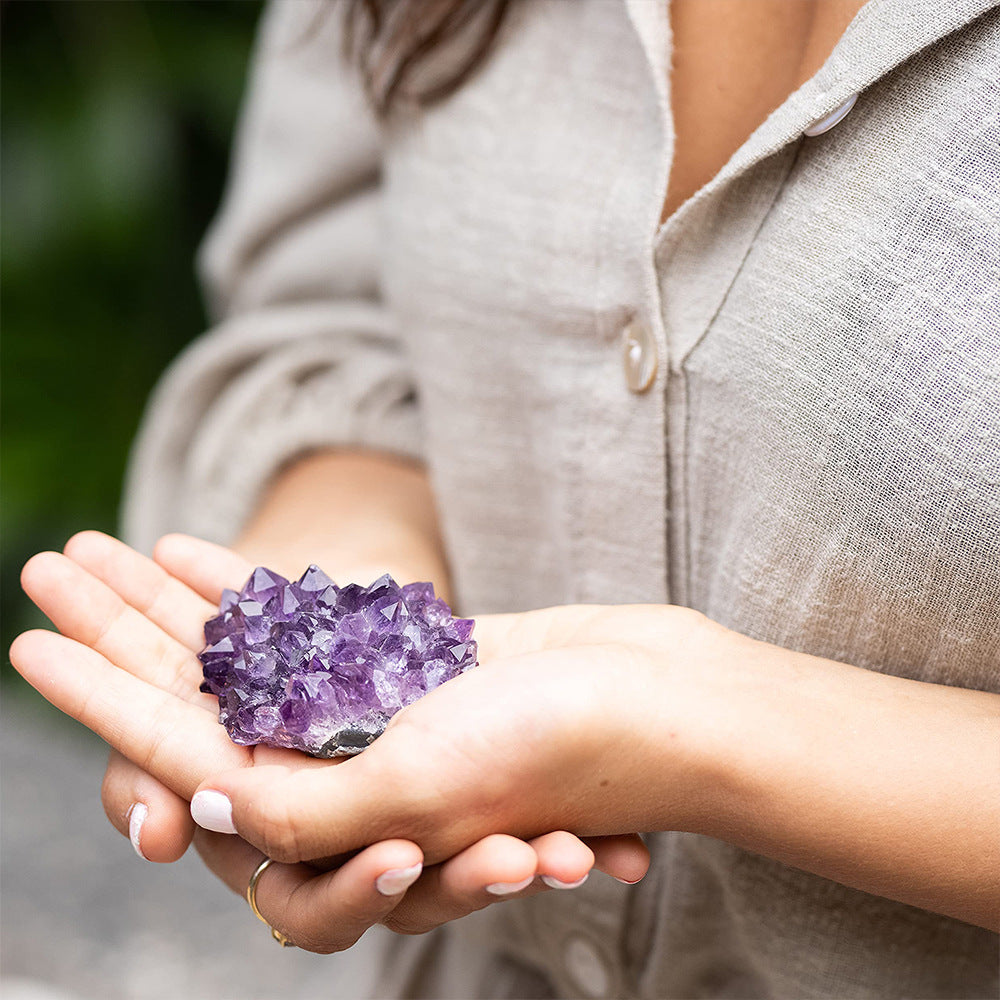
486, 876, 535, 895
375, 863, 423, 896
541, 872, 589, 890
190, 790, 237, 834
614, 876, 643, 885
127, 803, 148, 861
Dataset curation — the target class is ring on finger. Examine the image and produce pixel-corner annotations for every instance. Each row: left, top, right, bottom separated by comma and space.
247, 856, 295, 947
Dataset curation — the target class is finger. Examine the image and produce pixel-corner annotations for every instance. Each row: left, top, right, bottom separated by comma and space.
21, 551, 203, 701
10, 629, 248, 799
152, 534, 255, 605
148, 535, 551, 695
466, 611, 538, 664
529, 830, 594, 888
462, 605, 588, 665
382, 834, 541, 935
63, 530, 217, 652
190, 760, 393, 863
585, 833, 651, 884
475, 604, 693, 665
194, 830, 423, 954
102, 749, 195, 863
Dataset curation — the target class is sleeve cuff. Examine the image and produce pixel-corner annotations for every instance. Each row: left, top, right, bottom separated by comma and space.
120, 299, 423, 554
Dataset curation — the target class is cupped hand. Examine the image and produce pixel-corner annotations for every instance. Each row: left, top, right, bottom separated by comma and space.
186, 574, 722, 875
11, 531, 650, 952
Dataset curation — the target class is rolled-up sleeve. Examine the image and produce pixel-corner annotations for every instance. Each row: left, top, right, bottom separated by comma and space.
121, 0, 422, 553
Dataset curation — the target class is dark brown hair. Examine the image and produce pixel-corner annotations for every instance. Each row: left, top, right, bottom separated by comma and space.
343, 0, 511, 114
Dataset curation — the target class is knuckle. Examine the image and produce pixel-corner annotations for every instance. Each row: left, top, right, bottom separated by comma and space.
664, 604, 716, 651
135, 570, 169, 618
100, 777, 126, 830
283, 928, 328, 954
89, 603, 123, 654
381, 910, 437, 936
253, 792, 303, 864
99, 767, 120, 810
138, 701, 175, 776
674, 604, 708, 627
279, 895, 368, 955
153, 640, 198, 702
298, 926, 362, 955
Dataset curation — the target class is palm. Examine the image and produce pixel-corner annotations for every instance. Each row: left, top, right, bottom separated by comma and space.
14, 532, 363, 802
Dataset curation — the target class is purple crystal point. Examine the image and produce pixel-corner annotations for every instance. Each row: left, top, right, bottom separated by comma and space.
242, 567, 288, 604
198, 566, 477, 757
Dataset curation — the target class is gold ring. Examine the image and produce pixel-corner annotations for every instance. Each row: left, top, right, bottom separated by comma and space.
246, 857, 295, 947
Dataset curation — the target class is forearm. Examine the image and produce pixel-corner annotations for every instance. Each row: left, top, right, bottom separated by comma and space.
672, 619, 1000, 930
232, 448, 453, 603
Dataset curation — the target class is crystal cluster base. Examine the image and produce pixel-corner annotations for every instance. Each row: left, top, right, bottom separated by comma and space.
199, 566, 477, 757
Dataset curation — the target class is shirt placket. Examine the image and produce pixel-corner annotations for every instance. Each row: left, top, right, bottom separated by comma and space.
621, 0, 990, 609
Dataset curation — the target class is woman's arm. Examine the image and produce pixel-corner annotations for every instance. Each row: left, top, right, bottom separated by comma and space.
676, 618, 1000, 930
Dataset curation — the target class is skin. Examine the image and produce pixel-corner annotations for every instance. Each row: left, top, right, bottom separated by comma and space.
663, 0, 869, 220
12, 0, 998, 955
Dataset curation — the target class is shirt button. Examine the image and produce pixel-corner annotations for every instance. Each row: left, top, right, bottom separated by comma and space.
622, 318, 658, 393
563, 935, 611, 997
803, 92, 859, 136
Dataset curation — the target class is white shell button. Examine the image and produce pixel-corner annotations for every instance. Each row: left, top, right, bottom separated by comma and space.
622, 318, 658, 393
803, 92, 859, 136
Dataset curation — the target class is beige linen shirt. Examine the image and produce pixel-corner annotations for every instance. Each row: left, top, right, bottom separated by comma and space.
123, 1, 1000, 996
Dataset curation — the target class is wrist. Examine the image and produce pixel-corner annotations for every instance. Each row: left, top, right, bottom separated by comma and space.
612, 606, 757, 838
647, 616, 847, 848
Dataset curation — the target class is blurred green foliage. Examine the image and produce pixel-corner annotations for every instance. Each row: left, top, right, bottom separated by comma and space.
2, 0, 263, 686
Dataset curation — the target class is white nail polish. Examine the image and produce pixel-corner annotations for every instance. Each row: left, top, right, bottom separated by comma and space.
128, 803, 148, 861
486, 876, 535, 896
541, 873, 589, 890
375, 863, 423, 896
190, 790, 237, 834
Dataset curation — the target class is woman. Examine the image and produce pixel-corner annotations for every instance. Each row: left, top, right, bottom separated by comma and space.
12, 1, 999, 997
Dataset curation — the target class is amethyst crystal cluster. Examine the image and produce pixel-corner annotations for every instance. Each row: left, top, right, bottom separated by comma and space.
198, 566, 477, 757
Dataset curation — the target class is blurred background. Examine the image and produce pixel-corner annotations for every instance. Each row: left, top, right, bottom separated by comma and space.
2, 3, 373, 996
2, 0, 259, 661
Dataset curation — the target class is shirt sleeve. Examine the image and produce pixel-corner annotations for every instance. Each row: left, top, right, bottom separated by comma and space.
121, 0, 422, 554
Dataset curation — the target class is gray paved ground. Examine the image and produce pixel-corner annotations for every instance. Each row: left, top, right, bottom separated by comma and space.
1, 692, 382, 1000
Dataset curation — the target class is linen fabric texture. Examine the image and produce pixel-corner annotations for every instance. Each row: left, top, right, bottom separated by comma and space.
122, 1, 1000, 997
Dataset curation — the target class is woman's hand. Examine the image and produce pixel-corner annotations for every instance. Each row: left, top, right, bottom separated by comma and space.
11, 531, 650, 953
189, 578, 1000, 933
186, 600, 718, 867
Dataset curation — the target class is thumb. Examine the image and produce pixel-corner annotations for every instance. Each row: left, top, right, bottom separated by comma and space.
189, 757, 404, 864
